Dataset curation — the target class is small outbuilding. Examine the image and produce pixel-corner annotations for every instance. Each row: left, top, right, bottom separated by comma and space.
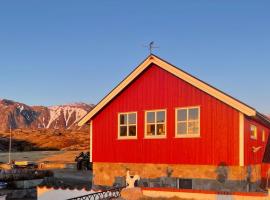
79, 54, 270, 192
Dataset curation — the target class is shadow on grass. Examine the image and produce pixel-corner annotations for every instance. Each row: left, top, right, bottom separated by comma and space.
0, 136, 59, 152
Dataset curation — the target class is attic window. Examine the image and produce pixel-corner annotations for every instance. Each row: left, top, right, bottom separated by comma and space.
250, 125, 257, 140
118, 112, 137, 139
145, 110, 166, 138
176, 107, 200, 138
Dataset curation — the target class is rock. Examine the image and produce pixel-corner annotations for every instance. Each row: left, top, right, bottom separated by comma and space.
10, 179, 43, 189
121, 187, 143, 200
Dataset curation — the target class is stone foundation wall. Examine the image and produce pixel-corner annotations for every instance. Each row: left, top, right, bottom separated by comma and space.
93, 162, 262, 188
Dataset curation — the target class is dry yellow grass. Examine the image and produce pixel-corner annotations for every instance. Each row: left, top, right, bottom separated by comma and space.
0, 129, 89, 151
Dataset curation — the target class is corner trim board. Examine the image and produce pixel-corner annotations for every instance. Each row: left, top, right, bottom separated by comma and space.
90, 120, 93, 163
239, 113, 244, 166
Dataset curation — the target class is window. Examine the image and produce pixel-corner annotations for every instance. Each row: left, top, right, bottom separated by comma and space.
118, 112, 137, 139
250, 125, 257, 140
145, 110, 166, 138
262, 130, 265, 142
176, 107, 200, 137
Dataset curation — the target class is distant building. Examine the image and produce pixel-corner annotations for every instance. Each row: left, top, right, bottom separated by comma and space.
79, 55, 270, 191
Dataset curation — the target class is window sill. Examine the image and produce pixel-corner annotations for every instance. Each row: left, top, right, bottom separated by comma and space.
250, 137, 257, 140
175, 135, 201, 138
117, 137, 137, 140
144, 136, 167, 139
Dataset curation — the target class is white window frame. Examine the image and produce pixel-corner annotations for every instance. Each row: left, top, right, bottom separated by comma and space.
250, 125, 257, 140
262, 129, 265, 142
175, 106, 200, 138
118, 112, 137, 139
144, 109, 167, 139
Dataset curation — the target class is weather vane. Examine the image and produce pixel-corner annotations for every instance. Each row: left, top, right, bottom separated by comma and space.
144, 41, 159, 55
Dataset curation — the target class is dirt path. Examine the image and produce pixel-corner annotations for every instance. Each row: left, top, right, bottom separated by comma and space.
38, 151, 80, 163
38, 151, 92, 188
0, 151, 64, 163
0, 150, 82, 163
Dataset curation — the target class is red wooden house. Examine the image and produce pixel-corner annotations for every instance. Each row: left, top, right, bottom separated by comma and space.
79, 55, 270, 191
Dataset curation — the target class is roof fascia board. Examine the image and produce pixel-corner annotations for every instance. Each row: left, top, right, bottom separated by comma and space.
152, 56, 256, 116
78, 58, 153, 126
78, 55, 256, 126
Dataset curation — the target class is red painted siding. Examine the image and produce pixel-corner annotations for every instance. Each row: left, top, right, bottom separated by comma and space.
92, 64, 240, 165
244, 117, 270, 165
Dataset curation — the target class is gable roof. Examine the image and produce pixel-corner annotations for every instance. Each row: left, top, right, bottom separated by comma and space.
78, 54, 269, 126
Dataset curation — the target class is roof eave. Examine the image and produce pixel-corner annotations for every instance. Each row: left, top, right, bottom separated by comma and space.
78, 54, 257, 126
255, 112, 270, 128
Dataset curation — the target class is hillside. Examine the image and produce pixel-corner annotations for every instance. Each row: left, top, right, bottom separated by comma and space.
0, 99, 93, 131
0, 99, 93, 151
0, 129, 89, 151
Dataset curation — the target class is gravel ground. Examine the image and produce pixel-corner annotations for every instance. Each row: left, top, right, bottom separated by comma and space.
0, 151, 92, 200
0, 151, 64, 163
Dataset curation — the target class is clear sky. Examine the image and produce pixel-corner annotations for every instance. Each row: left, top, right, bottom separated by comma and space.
0, 1, 269, 113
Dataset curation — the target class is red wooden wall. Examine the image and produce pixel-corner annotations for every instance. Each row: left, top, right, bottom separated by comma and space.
244, 117, 270, 165
92, 64, 240, 165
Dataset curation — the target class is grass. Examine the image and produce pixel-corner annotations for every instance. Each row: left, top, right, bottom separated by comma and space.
0, 129, 89, 151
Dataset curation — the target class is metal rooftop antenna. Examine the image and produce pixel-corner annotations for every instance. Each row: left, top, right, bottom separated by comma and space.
144, 41, 159, 55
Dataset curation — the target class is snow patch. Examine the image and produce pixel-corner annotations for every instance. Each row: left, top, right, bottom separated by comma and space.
46, 105, 88, 129
42, 117, 46, 128
17, 105, 24, 113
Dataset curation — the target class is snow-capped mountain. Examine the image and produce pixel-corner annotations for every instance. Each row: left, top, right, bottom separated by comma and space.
0, 99, 93, 131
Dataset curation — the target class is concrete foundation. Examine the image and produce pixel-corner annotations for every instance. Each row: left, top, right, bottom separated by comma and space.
142, 188, 269, 200
93, 162, 263, 192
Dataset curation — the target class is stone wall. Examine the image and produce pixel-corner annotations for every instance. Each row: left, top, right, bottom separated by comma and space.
93, 162, 262, 191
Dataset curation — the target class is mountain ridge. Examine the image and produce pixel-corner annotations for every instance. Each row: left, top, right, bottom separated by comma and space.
0, 99, 93, 132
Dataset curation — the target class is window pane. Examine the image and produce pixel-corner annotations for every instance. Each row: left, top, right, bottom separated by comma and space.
157, 111, 165, 123
262, 130, 265, 142
129, 125, 136, 136
178, 109, 187, 121
128, 113, 136, 124
188, 108, 199, 120
146, 124, 155, 136
120, 126, 127, 136
188, 121, 199, 134
157, 124, 165, 135
147, 112, 155, 123
177, 122, 187, 135
120, 114, 127, 125
250, 125, 257, 139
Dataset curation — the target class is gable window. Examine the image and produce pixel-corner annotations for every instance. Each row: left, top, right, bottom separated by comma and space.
262, 130, 265, 142
176, 107, 200, 137
118, 112, 137, 139
145, 110, 166, 138
250, 125, 257, 140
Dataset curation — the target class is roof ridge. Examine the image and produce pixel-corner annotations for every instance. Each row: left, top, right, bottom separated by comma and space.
78, 55, 260, 126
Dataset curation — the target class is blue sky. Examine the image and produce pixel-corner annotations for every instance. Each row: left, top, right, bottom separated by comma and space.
0, 1, 269, 113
